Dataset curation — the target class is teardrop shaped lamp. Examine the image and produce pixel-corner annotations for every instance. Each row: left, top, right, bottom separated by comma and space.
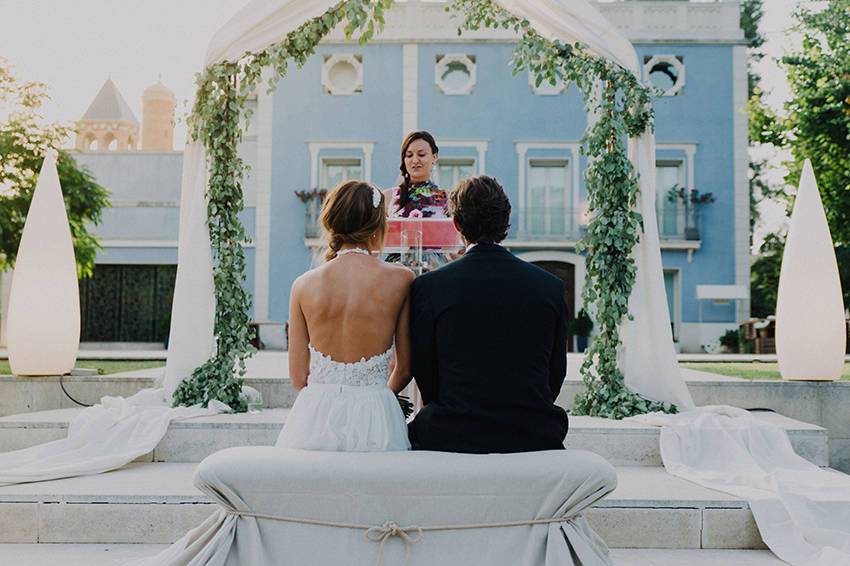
6, 151, 80, 376
775, 159, 846, 381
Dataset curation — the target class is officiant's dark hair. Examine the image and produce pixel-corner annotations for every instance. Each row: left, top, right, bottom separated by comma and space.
321, 180, 386, 261
449, 176, 511, 244
397, 131, 439, 212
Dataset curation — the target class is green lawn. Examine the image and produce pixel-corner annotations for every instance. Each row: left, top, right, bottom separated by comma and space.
680, 362, 850, 381
0, 360, 165, 376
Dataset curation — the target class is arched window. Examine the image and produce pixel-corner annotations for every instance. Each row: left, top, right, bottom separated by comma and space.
85, 134, 97, 151
104, 133, 118, 152
127, 136, 136, 151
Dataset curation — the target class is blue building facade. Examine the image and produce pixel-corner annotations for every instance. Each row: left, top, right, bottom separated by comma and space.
10, 1, 747, 352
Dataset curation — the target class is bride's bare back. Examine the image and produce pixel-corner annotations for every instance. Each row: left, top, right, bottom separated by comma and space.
288, 251, 414, 392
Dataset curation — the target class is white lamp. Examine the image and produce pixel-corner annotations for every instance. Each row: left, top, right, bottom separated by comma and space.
776, 159, 846, 381
6, 151, 80, 376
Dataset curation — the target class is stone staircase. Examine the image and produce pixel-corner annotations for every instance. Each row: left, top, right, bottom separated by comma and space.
2, 353, 834, 565
0, 399, 828, 564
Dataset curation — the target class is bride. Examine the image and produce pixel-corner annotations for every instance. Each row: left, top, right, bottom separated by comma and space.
276, 180, 415, 451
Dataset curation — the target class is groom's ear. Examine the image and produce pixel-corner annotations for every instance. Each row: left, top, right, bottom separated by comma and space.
452, 217, 463, 236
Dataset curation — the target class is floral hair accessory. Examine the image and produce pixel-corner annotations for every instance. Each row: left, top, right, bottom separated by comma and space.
372, 186, 382, 208
409, 209, 423, 218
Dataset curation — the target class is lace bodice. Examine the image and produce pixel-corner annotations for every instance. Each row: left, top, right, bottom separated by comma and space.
308, 344, 392, 387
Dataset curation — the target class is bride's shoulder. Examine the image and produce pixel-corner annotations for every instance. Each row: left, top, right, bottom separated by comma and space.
380, 261, 415, 285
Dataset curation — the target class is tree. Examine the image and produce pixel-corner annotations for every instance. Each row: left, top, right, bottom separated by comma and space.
748, 1, 850, 245
0, 58, 110, 278
751, 233, 850, 318
740, 0, 784, 243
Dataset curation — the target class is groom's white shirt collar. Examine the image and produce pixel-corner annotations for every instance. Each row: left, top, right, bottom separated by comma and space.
465, 242, 502, 252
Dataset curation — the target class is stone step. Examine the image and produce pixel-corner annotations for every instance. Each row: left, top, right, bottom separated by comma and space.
0, 544, 787, 566
0, 373, 297, 417
0, 463, 772, 549
0, 408, 829, 466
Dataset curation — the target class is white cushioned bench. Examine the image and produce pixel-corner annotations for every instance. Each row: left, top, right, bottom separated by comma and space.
132, 446, 617, 566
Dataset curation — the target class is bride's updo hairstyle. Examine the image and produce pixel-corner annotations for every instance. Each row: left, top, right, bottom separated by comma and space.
321, 180, 386, 262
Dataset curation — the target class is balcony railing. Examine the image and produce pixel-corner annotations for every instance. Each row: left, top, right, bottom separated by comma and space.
507, 206, 694, 242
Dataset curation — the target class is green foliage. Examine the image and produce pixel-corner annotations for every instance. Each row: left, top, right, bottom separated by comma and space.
740, 0, 765, 97
0, 58, 110, 278
173, 0, 391, 411
751, 232, 850, 318
569, 309, 593, 338
748, 0, 850, 245
452, 0, 674, 418
179, 0, 676, 417
719, 329, 741, 352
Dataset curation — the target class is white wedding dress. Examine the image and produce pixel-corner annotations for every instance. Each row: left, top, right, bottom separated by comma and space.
276, 344, 411, 451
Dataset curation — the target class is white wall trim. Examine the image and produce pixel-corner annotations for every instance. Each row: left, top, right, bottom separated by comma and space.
435, 53, 477, 95
515, 142, 581, 234
402, 44, 418, 135
322, 1, 744, 44
253, 70, 274, 321
321, 54, 364, 96
100, 239, 256, 248
109, 201, 179, 208
643, 54, 686, 97
515, 250, 586, 316
438, 139, 488, 174
656, 143, 697, 190
308, 141, 376, 189
732, 45, 750, 322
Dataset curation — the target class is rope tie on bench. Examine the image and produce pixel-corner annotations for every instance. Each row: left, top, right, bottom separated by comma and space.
226, 508, 580, 566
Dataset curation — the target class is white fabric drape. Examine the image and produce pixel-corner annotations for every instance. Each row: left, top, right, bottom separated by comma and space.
633, 406, 850, 566
162, 0, 693, 410
0, 389, 228, 485
127, 447, 617, 566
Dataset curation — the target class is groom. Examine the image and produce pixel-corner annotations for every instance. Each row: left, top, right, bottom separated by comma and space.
408, 176, 569, 453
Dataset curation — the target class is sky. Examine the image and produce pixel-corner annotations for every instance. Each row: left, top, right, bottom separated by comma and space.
0, 0, 809, 248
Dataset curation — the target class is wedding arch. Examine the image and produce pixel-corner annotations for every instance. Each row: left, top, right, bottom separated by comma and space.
162, 0, 695, 418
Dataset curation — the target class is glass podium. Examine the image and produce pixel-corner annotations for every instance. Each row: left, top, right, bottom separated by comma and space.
384, 218, 462, 274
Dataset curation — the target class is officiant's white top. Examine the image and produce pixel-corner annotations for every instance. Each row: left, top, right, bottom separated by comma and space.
276, 344, 411, 451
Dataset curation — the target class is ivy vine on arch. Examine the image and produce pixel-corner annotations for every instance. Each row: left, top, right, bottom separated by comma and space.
172, 0, 676, 419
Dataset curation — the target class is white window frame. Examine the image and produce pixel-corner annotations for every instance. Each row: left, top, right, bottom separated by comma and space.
322, 54, 364, 96
435, 54, 476, 96
644, 55, 686, 97
656, 159, 686, 237
437, 139, 488, 175
435, 157, 477, 188
308, 141, 375, 190
320, 157, 363, 190
515, 142, 580, 237
526, 159, 572, 238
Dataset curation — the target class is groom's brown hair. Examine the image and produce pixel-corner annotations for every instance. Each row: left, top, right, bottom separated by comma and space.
449, 176, 511, 244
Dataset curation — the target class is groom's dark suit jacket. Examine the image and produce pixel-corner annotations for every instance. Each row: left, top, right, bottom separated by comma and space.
408, 243, 569, 453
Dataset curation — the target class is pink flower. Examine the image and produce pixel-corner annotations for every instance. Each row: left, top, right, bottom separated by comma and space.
409, 209, 423, 218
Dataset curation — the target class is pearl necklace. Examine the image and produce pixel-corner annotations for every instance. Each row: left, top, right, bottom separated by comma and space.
336, 247, 371, 257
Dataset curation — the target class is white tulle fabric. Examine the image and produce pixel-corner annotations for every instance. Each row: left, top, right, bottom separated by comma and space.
275, 345, 411, 452
633, 406, 850, 566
